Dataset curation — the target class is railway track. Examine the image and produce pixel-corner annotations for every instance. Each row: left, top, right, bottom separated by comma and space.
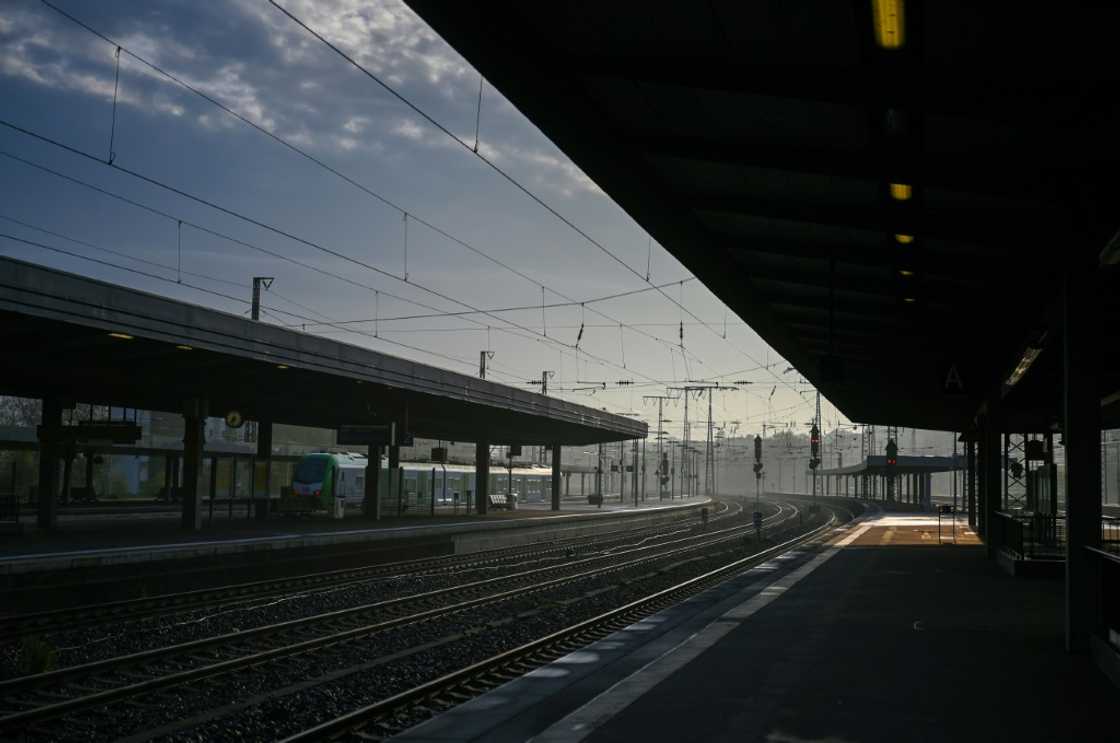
0, 499, 783, 738
285, 502, 851, 742
0, 499, 734, 642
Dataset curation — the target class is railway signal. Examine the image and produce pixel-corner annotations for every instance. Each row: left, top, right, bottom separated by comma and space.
886, 438, 898, 467
809, 423, 821, 470
752, 433, 764, 518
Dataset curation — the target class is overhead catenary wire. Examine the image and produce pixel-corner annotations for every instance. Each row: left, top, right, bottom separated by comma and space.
25, 2, 813, 412
0, 150, 500, 333
0, 125, 652, 388
268, 0, 803, 396
36, 1, 703, 371
107, 45, 120, 165
6, 141, 699, 344
0, 211, 332, 322
0, 165, 546, 379
0, 230, 529, 383
276, 278, 693, 328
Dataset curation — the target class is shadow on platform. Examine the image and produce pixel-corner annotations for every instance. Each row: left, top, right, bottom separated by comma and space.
585, 518, 1111, 742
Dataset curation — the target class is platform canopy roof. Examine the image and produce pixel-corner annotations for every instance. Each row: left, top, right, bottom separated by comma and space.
0, 257, 646, 445
815, 454, 959, 477
407, 0, 1120, 432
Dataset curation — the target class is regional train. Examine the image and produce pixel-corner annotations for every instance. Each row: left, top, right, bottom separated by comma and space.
280, 451, 554, 515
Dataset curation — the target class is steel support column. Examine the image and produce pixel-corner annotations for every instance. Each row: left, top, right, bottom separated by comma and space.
551, 445, 561, 511
181, 399, 206, 531
389, 444, 401, 516
364, 444, 381, 519
36, 397, 62, 530
255, 419, 272, 520
982, 406, 1001, 558
84, 450, 94, 494
208, 455, 217, 523
967, 439, 977, 527
1063, 263, 1102, 653
475, 440, 490, 515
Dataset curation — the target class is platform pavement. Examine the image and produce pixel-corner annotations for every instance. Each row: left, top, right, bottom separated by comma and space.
0, 496, 711, 575
399, 509, 1111, 743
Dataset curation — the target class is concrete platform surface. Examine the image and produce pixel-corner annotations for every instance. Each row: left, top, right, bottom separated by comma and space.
401, 510, 1111, 743
0, 497, 711, 574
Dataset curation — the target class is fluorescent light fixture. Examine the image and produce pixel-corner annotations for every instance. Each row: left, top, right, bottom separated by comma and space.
889, 183, 912, 201
175, 344, 193, 351
276, 364, 289, 369
899, 269, 915, 277
903, 297, 916, 303
894, 233, 914, 245
1006, 346, 1042, 388
872, 0, 905, 49
107, 332, 134, 340
1102, 225, 1120, 265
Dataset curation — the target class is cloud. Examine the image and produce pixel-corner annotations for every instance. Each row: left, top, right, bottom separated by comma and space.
0, 0, 601, 198
342, 115, 369, 134
392, 117, 424, 141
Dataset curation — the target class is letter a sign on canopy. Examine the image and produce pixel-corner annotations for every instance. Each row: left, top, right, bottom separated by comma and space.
943, 363, 965, 396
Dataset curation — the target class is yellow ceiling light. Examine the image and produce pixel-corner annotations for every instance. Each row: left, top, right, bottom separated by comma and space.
894, 233, 914, 245
872, 0, 905, 49
903, 296, 916, 303
899, 269, 915, 277
175, 344, 193, 351
107, 332, 134, 340
276, 364, 289, 369
889, 182, 912, 201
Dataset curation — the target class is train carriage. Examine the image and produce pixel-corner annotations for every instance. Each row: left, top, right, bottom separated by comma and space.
280, 452, 553, 515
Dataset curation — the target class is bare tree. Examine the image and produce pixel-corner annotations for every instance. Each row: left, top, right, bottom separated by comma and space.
0, 396, 41, 427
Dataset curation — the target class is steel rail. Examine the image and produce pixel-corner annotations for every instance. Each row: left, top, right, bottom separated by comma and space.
0, 501, 783, 730
280, 508, 846, 742
1, 501, 732, 639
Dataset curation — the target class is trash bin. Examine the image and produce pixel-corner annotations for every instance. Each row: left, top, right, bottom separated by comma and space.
332, 496, 346, 520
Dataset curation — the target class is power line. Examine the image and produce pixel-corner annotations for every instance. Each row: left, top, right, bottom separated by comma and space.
0, 148, 532, 374
0, 127, 653, 387
0, 229, 528, 382
4, 216, 530, 380
280, 275, 694, 329
21, 4, 808, 402
0, 212, 329, 321
269, 0, 804, 397
37, 0, 707, 370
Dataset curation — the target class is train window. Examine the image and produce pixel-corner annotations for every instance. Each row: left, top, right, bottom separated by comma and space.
294, 458, 327, 483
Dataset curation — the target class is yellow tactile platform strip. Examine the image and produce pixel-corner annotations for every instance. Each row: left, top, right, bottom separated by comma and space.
851, 522, 981, 547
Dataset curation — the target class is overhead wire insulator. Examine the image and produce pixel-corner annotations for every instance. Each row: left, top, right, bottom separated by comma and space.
575, 302, 585, 349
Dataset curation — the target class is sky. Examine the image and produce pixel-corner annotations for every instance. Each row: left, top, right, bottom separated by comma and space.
0, 0, 849, 440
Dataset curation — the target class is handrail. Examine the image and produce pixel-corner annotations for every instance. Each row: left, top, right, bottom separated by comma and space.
1086, 545, 1120, 566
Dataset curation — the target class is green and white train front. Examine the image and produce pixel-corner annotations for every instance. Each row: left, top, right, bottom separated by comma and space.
283, 452, 555, 514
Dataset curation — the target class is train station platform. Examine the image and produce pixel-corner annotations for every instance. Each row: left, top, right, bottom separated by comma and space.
0, 496, 711, 577
402, 508, 1113, 742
